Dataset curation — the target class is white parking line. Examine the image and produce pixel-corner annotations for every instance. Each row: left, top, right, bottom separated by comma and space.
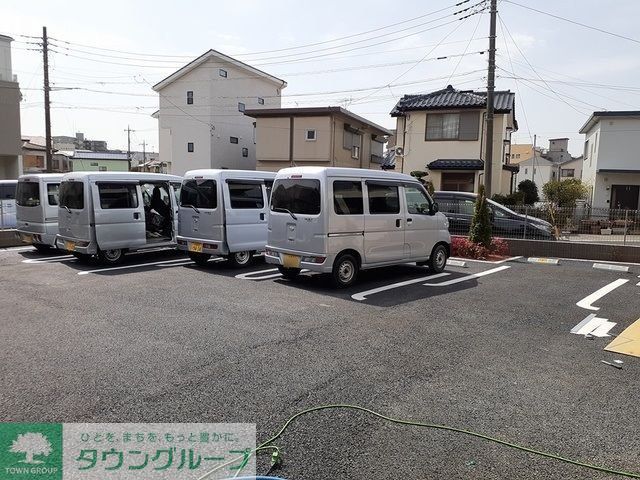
423, 265, 511, 286
570, 313, 616, 337
449, 256, 522, 264
22, 255, 74, 264
77, 258, 189, 275
0, 246, 34, 252
235, 268, 309, 280
351, 272, 450, 301
576, 278, 629, 311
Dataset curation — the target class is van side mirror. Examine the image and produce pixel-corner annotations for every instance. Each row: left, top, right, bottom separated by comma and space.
430, 202, 439, 215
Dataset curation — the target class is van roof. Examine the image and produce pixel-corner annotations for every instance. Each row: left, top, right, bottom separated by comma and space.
434, 190, 476, 197
18, 173, 64, 181
184, 169, 276, 181
60, 171, 182, 182
276, 166, 418, 182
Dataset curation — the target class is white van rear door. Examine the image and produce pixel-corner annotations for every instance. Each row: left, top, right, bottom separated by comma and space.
223, 179, 269, 253
403, 185, 439, 259
363, 181, 405, 263
93, 181, 146, 250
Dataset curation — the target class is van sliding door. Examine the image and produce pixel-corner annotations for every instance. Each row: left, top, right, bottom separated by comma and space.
223, 180, 269, 253
364, 181, 405, 263
93, 182, 146, 250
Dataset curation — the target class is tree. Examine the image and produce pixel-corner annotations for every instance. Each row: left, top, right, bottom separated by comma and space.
10, 432, 52, 464
517, 179, 539, 205
542, 178, 589, 207
410, 170, 434, 195
469, 184, 492, 247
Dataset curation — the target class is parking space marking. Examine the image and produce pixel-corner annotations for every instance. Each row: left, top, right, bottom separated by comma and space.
450, 255, 522, 264
235, 268, 309, 280
422, 265, 510, 287
570, 314, 616, 337
0, 246, 35, 252
351, 272, 451, 301
576, 279, 629, 311
22, 255, 74, 264
77, 258, 189, 275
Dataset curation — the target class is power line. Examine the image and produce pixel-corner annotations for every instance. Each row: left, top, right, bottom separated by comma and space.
446, 7, 485, 84
503, 0, 640, 45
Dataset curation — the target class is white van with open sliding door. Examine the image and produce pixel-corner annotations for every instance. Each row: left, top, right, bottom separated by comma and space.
56, 172, 183, 264
15, 173, 64, 251
265, 167, 451, 288
177, 169, 275, 267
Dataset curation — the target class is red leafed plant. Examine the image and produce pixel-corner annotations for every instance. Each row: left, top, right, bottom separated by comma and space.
451, 236, 510, 260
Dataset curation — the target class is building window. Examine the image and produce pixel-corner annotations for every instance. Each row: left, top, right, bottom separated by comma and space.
242, 147, 248, 157
90, 162, 98, 167
230, 137, 239, 144
187, 91, 193, 105
524, 168, 528, 174
425, 111, 479, 141
305, 129, 316, 141
371, 137, 384, 163
561, 169, 575, 177
238, 102, 245, 112
187, 142, 194, 152
441, 172, 475, 192
219, 69, 227, 78
343, 129, 361, 156
257, 97, 265, 105
515, 153, 520, 158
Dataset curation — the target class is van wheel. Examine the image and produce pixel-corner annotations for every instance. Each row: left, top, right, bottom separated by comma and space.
278, 266, 301, 280
227, 251, 253, 268
189, 252, 212, 267
332, 253, 359, 288
428, 244, 448, 273
98, 248, 124, 265
33, 244, 51, 253
72, 252, 92, 263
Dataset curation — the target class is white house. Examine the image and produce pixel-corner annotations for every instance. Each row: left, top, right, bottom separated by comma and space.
579, 111, 640, 209
390, 85, 518, 195
152, 50, 287, 175
514, 155, 557, 193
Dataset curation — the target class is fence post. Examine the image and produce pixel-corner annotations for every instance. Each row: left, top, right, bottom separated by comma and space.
624, 209, 628, 245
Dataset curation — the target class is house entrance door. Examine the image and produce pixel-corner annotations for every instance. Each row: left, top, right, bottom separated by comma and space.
611, 185, 640, 210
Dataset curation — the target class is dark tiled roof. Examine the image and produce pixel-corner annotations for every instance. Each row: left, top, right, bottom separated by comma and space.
391, 85, 515, 116
428, 159, 484, 170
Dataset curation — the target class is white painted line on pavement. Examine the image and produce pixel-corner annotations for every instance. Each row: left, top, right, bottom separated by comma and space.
593, 263, 630, 273
423, 265, 510, 287
450, 256, 522, 264
447, 259, 468, 268
77, 258, 189, 275
235, 268, 309, 280
576, 279, 629, 311
351, 272, 450, 301
571, 314, 616, 337
155, 261, 194, 268
0, 246, 35, 252
22, 255, 74, 264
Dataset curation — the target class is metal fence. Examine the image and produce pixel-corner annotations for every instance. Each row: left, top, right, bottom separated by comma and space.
439, 202, 640, 245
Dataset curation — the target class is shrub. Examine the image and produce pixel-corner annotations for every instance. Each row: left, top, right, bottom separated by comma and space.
517, 179, 539, 205
451, 236, 510, 260
542, 178, 589, 207
469, 184, 492, 248
492, 191, 524, 206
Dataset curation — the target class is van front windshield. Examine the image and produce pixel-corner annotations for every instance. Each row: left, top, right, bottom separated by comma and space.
16, 182, 40, 207
59, 181, 84, 210
271, 179, 321, 215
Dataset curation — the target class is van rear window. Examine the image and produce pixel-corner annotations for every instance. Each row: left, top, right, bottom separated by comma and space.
271, 179, 321, 215
47, 184, 59, 206
16, 182, 40, 207
228, 182, 264, 209
59, 181, 84, 210
180, 179, 217, 209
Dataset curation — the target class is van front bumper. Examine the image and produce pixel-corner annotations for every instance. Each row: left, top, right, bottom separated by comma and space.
264, 246, 333, 273
176, 236, 228, 255
55, 235, 97, 255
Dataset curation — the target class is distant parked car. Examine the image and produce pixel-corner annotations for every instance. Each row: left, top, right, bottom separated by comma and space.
433, 191, 554, 240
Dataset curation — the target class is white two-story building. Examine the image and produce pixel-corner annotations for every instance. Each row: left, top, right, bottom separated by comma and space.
579, 111, 640, 210
390, 85, 518, 195
153, 50, 286, 175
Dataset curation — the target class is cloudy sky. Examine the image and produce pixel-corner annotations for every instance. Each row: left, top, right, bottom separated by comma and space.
3, 0, 640, 156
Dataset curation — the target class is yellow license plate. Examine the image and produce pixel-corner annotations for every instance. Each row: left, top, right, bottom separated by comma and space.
188, 242, 203, 253
282, 254, 301, 268
64, 241, 76, 251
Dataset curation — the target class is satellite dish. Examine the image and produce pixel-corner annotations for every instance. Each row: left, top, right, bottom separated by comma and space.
394, 146, 404, 156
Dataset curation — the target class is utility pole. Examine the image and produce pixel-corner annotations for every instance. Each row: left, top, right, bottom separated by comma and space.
484, 0, 497, 196
532, 134, 537, 182
140, 140, 146, 172
42, 26, 52, 173
124, 125, 134, 171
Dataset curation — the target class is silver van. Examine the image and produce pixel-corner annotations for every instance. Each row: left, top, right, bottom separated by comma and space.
56, 172, 182, 264
265, 167, 451, 287
177, 169, 275, 267
0, 179, 17, 229
15, 174, 64, 251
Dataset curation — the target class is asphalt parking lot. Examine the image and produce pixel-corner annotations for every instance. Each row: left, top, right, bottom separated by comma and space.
1, 246, 639, 479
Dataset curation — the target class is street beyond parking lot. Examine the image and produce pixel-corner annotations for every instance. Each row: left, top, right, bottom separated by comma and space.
1, 247, 639, 479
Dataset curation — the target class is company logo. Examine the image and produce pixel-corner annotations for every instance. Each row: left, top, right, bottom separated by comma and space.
10, 433, 52, 464
0, 423, 62, 480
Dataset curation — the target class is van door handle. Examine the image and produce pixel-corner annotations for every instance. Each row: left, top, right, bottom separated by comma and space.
260, 213, 265, 221
133, 212, 140, 219
406, 218, 413, 224
396, 219, 401, 227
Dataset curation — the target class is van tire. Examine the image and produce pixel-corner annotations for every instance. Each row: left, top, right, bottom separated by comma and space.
33, 244, 51, 253
332, 253, 359, 288
427, 244, 448, 273
227, 251, 253, 268
278, 266, 301, 280
189, 252, 212, 267
97, 248, 124, 265
72, 252, 92, 263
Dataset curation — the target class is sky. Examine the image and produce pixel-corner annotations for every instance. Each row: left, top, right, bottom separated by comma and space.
3, 0, 640, 156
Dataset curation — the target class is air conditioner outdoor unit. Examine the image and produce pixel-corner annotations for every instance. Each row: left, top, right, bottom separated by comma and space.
394, 146, 404, 156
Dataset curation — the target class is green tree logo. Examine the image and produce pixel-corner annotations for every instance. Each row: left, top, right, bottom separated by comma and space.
9, 432, 52, 464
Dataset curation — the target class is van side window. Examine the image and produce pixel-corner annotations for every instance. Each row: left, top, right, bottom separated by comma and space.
47, 184, 60, 206
180, 179, 216, 209
228, 182, 264, 209
59, 181, 84, 210
404, 186, 431, 215
368, 184, 399, 214
98, 183, 139, 209
333, 181, 363, 215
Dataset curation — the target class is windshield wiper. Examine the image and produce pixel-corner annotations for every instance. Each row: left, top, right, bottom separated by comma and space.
184, 204, 200, 214
273, 207, 297, 220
